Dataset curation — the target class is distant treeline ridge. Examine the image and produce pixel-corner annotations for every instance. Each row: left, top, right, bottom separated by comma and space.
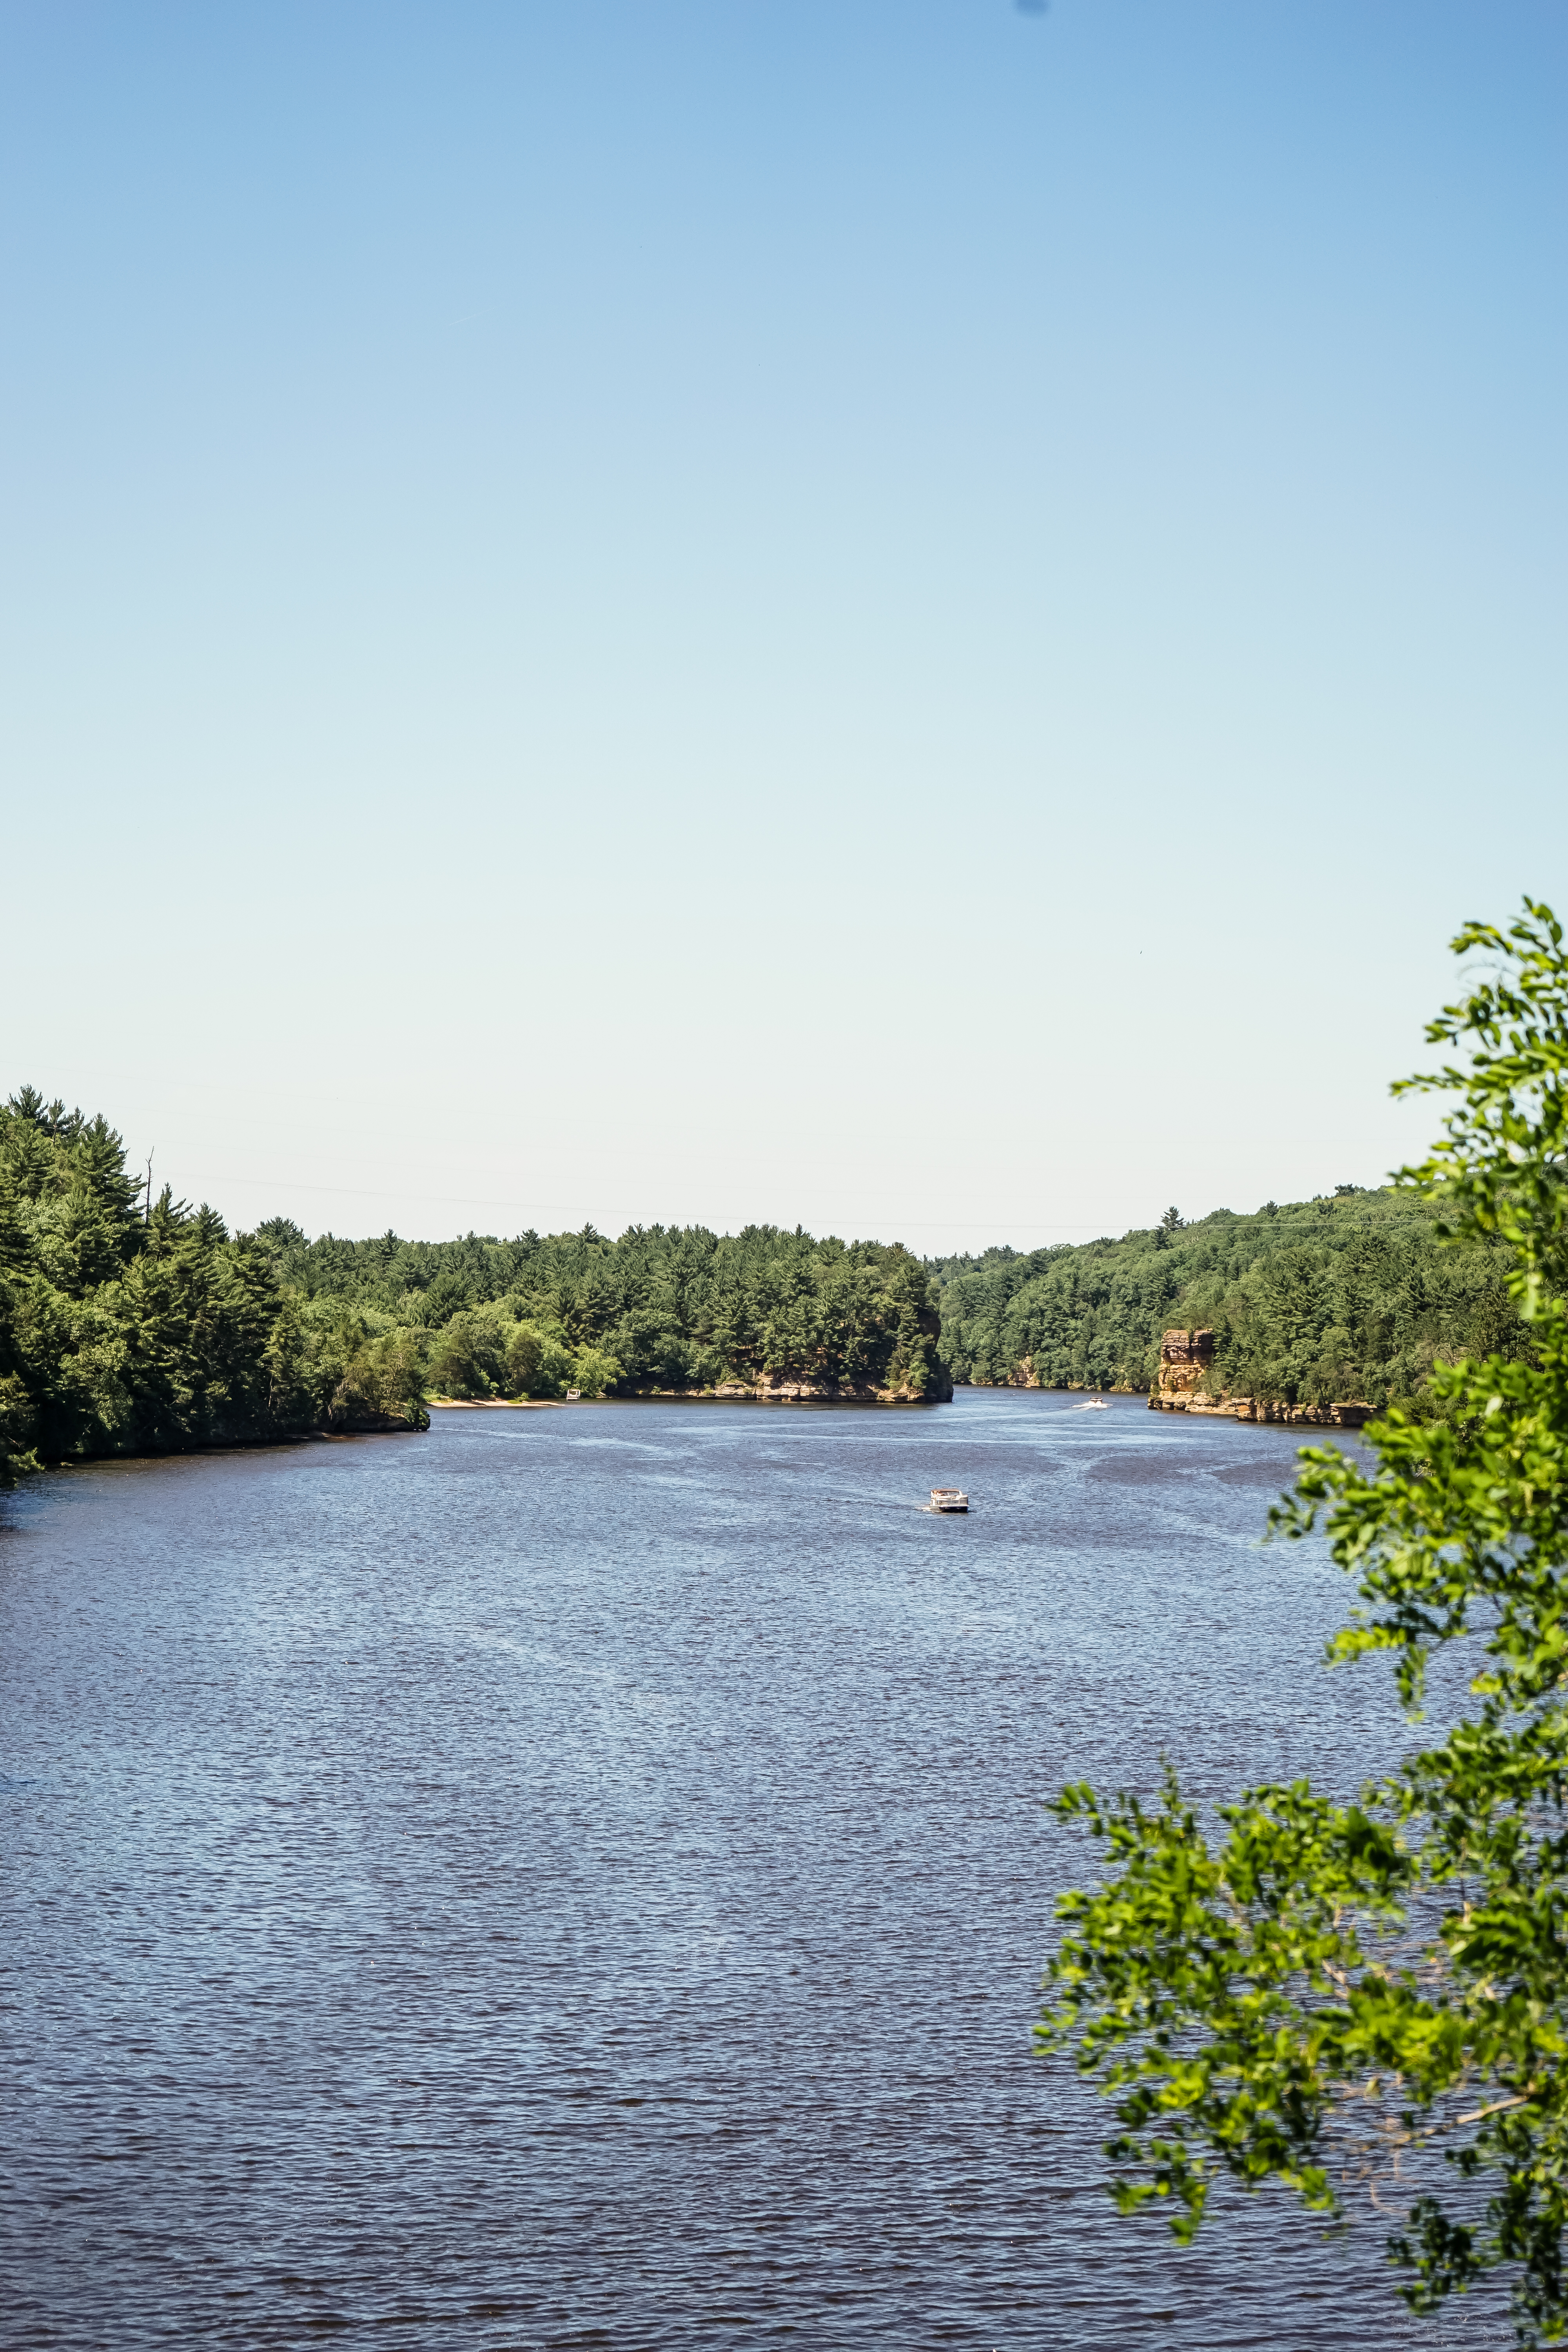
260, 1218, 948, 1406
3, 1081, 1524, 1488
930, 1188, 1524, 1410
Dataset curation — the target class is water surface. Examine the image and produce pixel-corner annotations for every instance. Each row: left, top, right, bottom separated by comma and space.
1, 1392, 1501, 2346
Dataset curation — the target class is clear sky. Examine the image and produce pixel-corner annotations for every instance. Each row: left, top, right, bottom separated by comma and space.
3, 1, 1564, 1251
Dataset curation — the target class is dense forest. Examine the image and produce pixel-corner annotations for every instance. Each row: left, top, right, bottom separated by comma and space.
933, 1187, 1526, 1409
0, 1087, 948, 1483
264, 1187, 1515, 1419
0, 1089, 428, 1487
257, 1219, 949, 1407
3, 1081, 1530, 1486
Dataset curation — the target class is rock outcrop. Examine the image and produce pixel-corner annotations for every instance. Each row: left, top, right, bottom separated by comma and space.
1149, 1328, 1373, 1429
708, 1372, 948, 1404
1156, 1327, 1217, 1396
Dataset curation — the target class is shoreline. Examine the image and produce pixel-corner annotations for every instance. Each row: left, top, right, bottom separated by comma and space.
427, 1392, 942, 1410
429, 1396, 566, 1410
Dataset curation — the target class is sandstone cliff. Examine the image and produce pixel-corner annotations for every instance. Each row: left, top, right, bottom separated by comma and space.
711, 1369, 952, 1405
1149, 1328, 1372, 1429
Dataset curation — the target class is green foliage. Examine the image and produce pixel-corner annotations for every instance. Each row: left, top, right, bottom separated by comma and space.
935, 1188, 1522, 1408
263, 1220, 950, 1402
567, 1347, 621, 1401
416, 1302, 619, 1402
513, 1327, 579, 1401
301, 1302, 430, 1432
332, 1326, 426, 1429
1039, 902, 1568, 2344
0, 1097, 428, 1485
0, 1098, 948, 1483
426, 1307, 510, 1399
505, 1321, 546, 1397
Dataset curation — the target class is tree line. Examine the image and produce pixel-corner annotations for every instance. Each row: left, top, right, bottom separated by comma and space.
0, 1088, 427, 1488
0, 1098, 949, 1484
933, 1184, 1525, 1409
257, 1218, 948, 1406
4, 1083, 1529, 1490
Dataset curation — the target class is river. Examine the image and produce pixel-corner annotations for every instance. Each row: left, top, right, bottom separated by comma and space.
2, 1390, 1503, 2347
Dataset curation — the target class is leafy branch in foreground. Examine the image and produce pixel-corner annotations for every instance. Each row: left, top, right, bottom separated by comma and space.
1039, 900, 1568, 2345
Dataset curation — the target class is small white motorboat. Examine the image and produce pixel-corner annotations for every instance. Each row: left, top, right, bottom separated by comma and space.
929, 1487, 969, 1512
1072, 1398, 1110, 1410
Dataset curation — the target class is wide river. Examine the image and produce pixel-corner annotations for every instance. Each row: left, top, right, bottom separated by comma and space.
2, 1391, 1503, 2348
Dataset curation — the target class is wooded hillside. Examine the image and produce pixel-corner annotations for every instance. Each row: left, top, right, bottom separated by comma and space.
932, 1188, 1525, 1409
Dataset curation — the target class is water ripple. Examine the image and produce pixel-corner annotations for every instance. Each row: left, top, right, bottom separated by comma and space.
0, 1396, 1501, 2347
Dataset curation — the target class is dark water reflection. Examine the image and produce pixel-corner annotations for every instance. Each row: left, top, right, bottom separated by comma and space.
2, 1392, 1503, 2347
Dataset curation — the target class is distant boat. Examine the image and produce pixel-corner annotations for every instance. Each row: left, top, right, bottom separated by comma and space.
929, 1487, 969, 1512
565, 1388, 581, 1401
1073, 1398, 1110, 1411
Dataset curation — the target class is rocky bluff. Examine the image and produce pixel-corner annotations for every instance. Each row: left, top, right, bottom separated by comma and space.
1149, 1328, 1372, 1429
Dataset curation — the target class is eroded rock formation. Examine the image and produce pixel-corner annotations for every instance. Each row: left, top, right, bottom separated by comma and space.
1149, 1327, 1371, 1428
1157, 1327, 1216, 1396
712, 1371, 950, 1404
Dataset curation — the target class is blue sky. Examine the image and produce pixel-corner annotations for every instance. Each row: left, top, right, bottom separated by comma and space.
3, 1, 1564, 1247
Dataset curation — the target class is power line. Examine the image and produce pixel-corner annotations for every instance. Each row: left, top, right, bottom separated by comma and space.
184, 1168, 1117, 1232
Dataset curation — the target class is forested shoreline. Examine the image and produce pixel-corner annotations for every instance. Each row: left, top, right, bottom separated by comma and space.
3, 1081, 1527, 1487
934, 1187, 1526, 1410
0, 1089, 430, 1488
258, 1218, 949, 1408
0, 1089, 947, 1484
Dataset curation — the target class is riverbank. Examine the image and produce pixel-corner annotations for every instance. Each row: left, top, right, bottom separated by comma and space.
1149, 1328, 1374, 1427
1148, 1392, 1374, 1428
429, 1396, 566, 1410
428, 1387, 945, 1409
